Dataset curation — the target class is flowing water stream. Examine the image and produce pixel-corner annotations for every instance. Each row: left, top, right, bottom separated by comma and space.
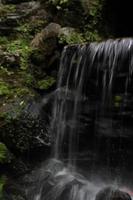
26, 38, 133, 200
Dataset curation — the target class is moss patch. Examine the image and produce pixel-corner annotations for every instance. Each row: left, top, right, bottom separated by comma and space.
0, 4, 16, 18
59, 30, 85, 44
0, 143, 8, 163
6, 39, 32, 70
0, 81, 10, 96
37, 77, 56, 90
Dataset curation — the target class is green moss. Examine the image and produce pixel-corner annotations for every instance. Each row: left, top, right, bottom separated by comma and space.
0, 37, 32, 70
0, 36, 9, 45
0, 143, 9, 163
0, 4, 16, 18
0, 81, 10, 96
6, 39, 32, 70
17, 20, 47, 37
115, 95, 122, 102
59, 31, 85, 44
114, 95, 122, 108
83, 29, 102, 42
83, 0, 106, 40
37, 77, 56, 90
23, 73, 34, 86
0, 66, 14, 77
15, 87, 34, 97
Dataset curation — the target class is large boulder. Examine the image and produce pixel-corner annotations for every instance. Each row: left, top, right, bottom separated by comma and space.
31, 22, 61, 51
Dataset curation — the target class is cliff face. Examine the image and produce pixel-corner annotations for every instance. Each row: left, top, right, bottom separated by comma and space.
0, 0, 133, 198
0, 0, 106, 159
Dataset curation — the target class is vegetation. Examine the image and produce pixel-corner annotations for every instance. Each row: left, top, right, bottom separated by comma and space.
0, 176, 6, 200
0, 4, 16, 18
6, 39, 32, 70
0, 144, 10, 199
0, 142, 9, 163
0, 81, 10, 96
0, 0, 113, 198
59, 30, 85, 44
37, 77, 56, 90
48, 0, 70, 8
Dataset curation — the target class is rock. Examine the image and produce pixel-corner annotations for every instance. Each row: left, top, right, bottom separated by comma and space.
0, 50, 20, 68
0, 98, 52, 154
95, 187, 132, 200
31, 22, 61, 50
30, 23, 61, 73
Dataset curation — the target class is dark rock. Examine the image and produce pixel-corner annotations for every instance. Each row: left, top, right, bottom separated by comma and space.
31, 22, 61, 50
0, 50, 20, 67
0, 98, 52, 154
95, 187, 132, 200
2, 0, 34, 5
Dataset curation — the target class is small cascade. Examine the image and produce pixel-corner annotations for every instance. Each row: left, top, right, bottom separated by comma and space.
26, 38, 133, 200
51, 38, 133, 166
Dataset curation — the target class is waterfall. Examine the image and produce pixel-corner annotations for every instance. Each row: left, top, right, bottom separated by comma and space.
26, 38, 133, 200
51, 38, 133, 164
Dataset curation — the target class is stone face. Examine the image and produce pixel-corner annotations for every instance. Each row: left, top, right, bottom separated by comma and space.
31, 23, 61, 50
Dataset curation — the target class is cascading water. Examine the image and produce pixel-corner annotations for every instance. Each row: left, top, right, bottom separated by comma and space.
26, 38, 133, 200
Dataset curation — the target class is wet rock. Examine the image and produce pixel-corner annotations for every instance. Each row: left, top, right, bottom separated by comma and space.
0, 98, 52, 154
95, 187, 132, 200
